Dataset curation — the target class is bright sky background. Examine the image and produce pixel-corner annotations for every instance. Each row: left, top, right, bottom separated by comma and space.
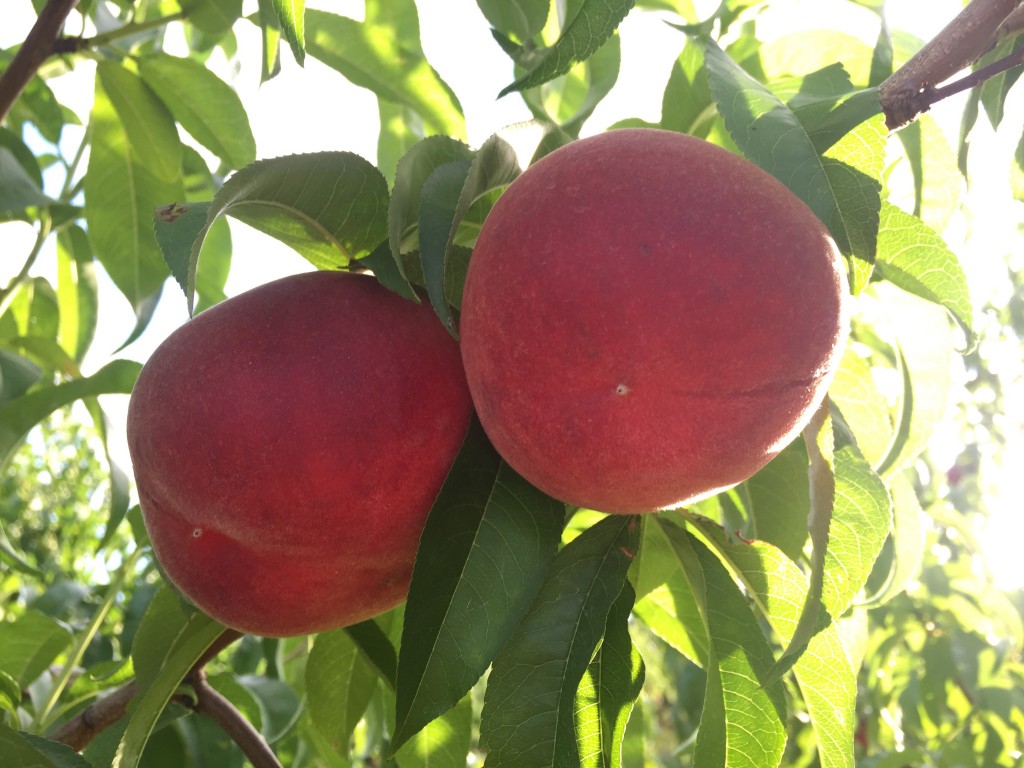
1, 0, 1022, 589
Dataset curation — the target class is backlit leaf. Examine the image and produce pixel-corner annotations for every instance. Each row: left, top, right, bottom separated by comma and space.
393, 420, 564, 750
137, 54, 256, 169
0, 611, 73, 687
479, 514, 639, 767
85, 74, 182, 311
155, 153, 389, 313
394, 695, 472, 768
575, 583, 645, 768
875, 202, 974, 347
270, 0, 305, 64
0, 360, 140, 465
307, 630, 377, 758
499, 0, 635, 96
660, 521, 788, 768
306, 4, 465, 138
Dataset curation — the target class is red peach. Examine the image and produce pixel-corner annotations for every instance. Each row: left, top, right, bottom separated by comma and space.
459, 128, 847, 514
128, 271, 473, 636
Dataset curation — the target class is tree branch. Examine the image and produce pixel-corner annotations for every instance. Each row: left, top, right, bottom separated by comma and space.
192, 670, 283, 768
48, 628, 244, 752
879, 0, 1021, 129
0, 0, 80, 125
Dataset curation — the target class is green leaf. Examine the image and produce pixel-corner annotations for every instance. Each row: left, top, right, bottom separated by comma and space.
0, 360, 140, 465
137, 53, 257, 169
306, 4, 465, 138
534, 31, 621, 135
0, 610, 73, 687
155, 153, 388, 313
0, 725, 95, 768
660, 41, 715, 136
256, 0, 284, 81
892, 115, 961, 233
703, 39, 884, 273
419, 159, 473, 332
500, 0, 635, 97
691, 518, 857, 768
306, 630, 378, 759
85, 400, 132, 553
378, 100, 423, 184
864, 472, 926, 605
575, 583, 645, 768
114, 604, 226, 768
829, 346, 893, 469
821, 115, 886, 292
875, 202, 974, 347
178, 0, 243, 35
823, 420, 892, 618
0, 667, 19, 719
393, 420, 565, 750
631, 515, 708, 667
394, 695, 473, 768
660, 521, 787, 768
270, 0, 305, 64
84, 74, 182, 311
476, 0, 550, 42
479, 514, 640, 768
236, 675, 300, 744
872, 284, 956, 475
743, 439, 810, 562
388, 136, 474, 298
55, 225, 98, 363
344, 618, 397, 690
0, 147, 53, 211
419, 132, 522, 331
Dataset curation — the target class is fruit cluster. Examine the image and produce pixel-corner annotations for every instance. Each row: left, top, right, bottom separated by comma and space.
128, 129, 847, 637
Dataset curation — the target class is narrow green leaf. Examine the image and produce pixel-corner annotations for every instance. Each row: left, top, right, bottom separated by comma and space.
393, 420, 565, 750
823, 420, 892, 618
0, 668, 19, 719
306, 630, 378, 758
0, 725, 95, 768
55, 225, 98, 363
829, 346, 894, 469
691, 518, 857, 768
863, 472, 926, 606
178, 0, 243, 35
113, 617, 226, 768
821, 115, 885, 292
0, 360, 141, 464
499, 0, 635, 96
893, 115, 961, 233
256, 0, 284, 82
539, 31, 621, 135
236, 675, 300, 744
394, 695, 473, 768
575, 583, 645, 768
270, 0, 305, 64
873, 284, 956, 474
743, 439, 811, 562
476, 0, 550, 42
85, 77, 182, 311
344, 619, 397, 690
0, 147, 53, 211
661, 521, 788, 768
378, 99, 423, 185
155, 153, 388, 313
702, 39, 882, 274
419, 159, 473, 333
137, 54, 257, 169
84, 400, 132, 553
660, 42, 715, 137
417, 131, 522, 331
479, 514, 640, 768
875, 202, 975, 346
306, 5, 465, 138
0, 611, 73, 687
389, 136, 474, 292
632, 515, 708, 667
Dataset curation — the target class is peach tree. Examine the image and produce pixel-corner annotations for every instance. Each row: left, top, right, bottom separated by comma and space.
1, 1, 1023, 767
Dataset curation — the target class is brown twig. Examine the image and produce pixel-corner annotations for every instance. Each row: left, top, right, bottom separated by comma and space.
192, 670, 283, 768
0, 0, 80, 125
879, 0, 1021, 129
49, 628, 244, 752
